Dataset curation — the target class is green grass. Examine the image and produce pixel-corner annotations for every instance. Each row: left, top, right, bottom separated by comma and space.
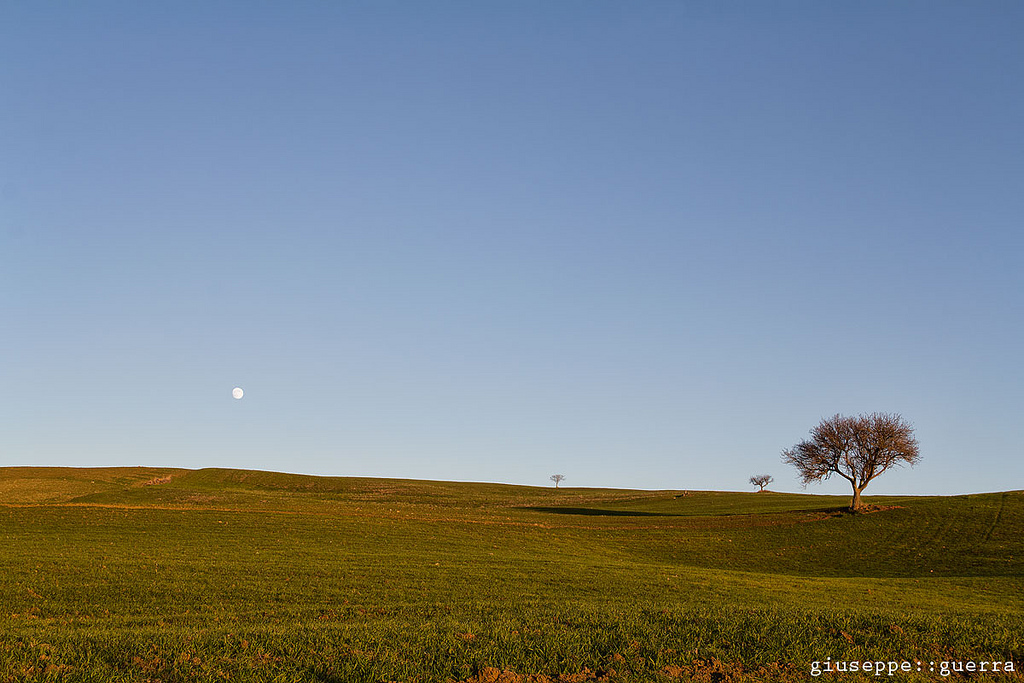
1, 467, 1021, 682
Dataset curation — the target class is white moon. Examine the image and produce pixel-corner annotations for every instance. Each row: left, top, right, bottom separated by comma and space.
232, 387, 244, 399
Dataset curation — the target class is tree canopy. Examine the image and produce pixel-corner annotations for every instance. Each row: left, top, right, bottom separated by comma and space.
782, 413, 919, 510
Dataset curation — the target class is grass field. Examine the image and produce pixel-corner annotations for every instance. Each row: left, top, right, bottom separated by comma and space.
1, 467, 1021, 682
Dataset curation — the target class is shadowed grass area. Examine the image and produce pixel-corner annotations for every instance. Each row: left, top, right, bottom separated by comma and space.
1, 467, 1021, 682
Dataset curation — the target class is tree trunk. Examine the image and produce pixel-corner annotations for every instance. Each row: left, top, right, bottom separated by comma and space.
851, 486, 863, 511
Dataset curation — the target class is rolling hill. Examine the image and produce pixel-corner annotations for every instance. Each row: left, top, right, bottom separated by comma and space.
1, 467, 1021, 681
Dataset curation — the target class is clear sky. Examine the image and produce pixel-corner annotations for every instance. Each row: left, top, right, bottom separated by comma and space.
2, 2, 1022, 496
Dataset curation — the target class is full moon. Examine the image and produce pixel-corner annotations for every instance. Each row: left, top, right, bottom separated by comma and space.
232, 387, 244, 400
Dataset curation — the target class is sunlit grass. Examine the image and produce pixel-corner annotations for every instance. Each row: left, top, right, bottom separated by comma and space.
1, 467, 1021, 681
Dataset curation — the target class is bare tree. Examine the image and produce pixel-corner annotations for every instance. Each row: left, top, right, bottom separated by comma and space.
749, 474, 773, 492
549, 474, 565, 488
782, 413, 919, 511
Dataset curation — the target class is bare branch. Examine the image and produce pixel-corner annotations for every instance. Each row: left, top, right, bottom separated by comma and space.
781, 413, 919, 510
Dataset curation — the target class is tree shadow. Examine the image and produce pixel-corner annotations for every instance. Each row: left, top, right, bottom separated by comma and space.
517, 506, 676, 517
789, 505, 862, 518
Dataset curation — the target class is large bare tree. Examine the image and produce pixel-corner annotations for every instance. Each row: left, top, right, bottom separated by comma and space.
782, 413, 919, 510
749, 474, 773, 492
549, 474, 565, 488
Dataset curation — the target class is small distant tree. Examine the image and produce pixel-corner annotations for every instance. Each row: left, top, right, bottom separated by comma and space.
550, 474, 565, 488
782, 412, 919, 511
749, 474, 773, 492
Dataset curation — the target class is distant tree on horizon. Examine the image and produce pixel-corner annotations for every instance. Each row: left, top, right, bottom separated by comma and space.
782, 412, 919, 511
749, 474, 773, 492
550, 474, 565, 488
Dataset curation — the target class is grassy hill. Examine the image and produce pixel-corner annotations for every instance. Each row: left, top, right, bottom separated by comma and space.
1, 467, 1021, 682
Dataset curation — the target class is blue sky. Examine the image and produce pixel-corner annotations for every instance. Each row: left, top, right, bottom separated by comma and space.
2, 2, 1022, 495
